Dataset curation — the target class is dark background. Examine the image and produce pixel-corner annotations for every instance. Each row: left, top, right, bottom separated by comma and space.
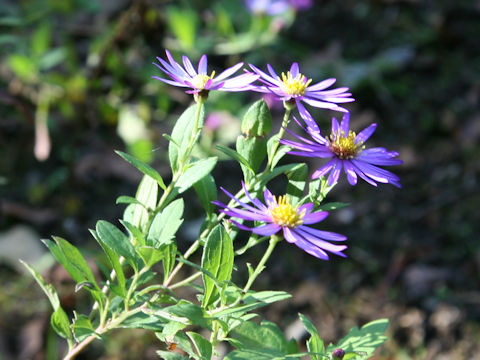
1, 0, 479, 359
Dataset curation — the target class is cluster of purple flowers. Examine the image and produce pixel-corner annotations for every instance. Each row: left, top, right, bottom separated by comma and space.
153, 50, 402, 260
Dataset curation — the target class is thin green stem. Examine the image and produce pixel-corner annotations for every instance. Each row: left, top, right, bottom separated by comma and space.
169, 271, 202, 290
209, 235, 281, 316
63, 304, 146, 360
267, 107, 291, 171
243, 234, 281, 293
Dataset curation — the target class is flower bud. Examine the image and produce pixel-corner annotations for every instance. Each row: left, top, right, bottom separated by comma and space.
332, 348, 345, 359
241, 99, 272, 137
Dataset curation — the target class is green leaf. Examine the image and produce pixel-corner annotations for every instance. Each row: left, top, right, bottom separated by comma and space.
156, 351, 188, 360
230, 321, 291, 356
115, 150, 166, 190
165, 301, 211, 330
120, 312, 167, 330
167, 7, 197, 50
267, 135, 290, 168
187, 332, 212, 360
90, 229, 126, 295
240, 99, 272, 137
8, 54, 38, 82
213, 291, 291, 318
116, 195, 145, 207
169, 104, 204, 172
317, 202, 350, 211
20, 261, 73, 342
51, 307, 73, 342
96, 220, 137, 270
148, 199, 184, 247
286, 163, 308, 205
31, 23, 51, 56
136, 246, 165, 269
259, 163, 304, 186
176, 157, 217, 194
131, 175, 158, 231
327, 319, 389, 359
120, 220, 146, 247
42, 237, 99, 291
298, 313, 325, 360
236, 135, 267, 182
72, 312, 98, 342
39, 48, 66, 71
193, 174, 217, 215
201, 225, 234, 307
216, 145, 254, 174
163, 243, 177, 283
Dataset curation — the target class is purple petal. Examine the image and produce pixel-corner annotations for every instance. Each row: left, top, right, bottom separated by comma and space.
297, 102, 320, 132
302, 211, 329, 224
290, 62, 300, 77
303, 97, 349, 112
297, 225, 347, 241
152, 76, 188, 87
283, 227, 300, 244
266, 64, 280, 80
249, 64, 280, 86
289, 232, 330, 260
182, 56, 197, 77
220, 73, 259, 90
348, 161, 379, 187
343, 161, 358, 185
312, 158, 336, 179
220, 186, 263, 214
355, 123, 377, 144
198, 55, 208, 75
340, 112, 350, 134
263, 188, 276, 207
327, 159, 342, 185
214, 62, 244, 81
297, 203, 314, 215
295, 228, 347, 255
251, 223, 281, 236
306, 78, 336, 91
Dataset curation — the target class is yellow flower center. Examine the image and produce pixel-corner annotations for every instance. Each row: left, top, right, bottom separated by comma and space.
269, 195, 305, 228
191, 71, 216, 89
329, 130, 364, 159
280, 71, 312, 96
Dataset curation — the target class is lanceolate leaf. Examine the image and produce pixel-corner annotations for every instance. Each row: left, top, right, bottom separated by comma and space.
201, 225, 234, 307
20, 260, 73, 343
96, 220, 138, 270
176, 157, 217, 194
132, 175, 158, 231
42, 237, 100, 292
215, 145, 254, 174
90, 229, 126, 295
147, 198, 184, 247
193, 174, 217, 215
115, 150, 166, 190
169, 104, 205, 172
299, 313, 325, 360
187, 332, 213, 360
286, 163, 308, 205
326, 318, 389, 359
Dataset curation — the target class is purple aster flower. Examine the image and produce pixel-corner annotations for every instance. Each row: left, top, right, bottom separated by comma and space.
153, 50, 259, 95
245, 0, 290, 15
281, 112, 403, 187
213, 183, 347, 260
248, 62, 354, 113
